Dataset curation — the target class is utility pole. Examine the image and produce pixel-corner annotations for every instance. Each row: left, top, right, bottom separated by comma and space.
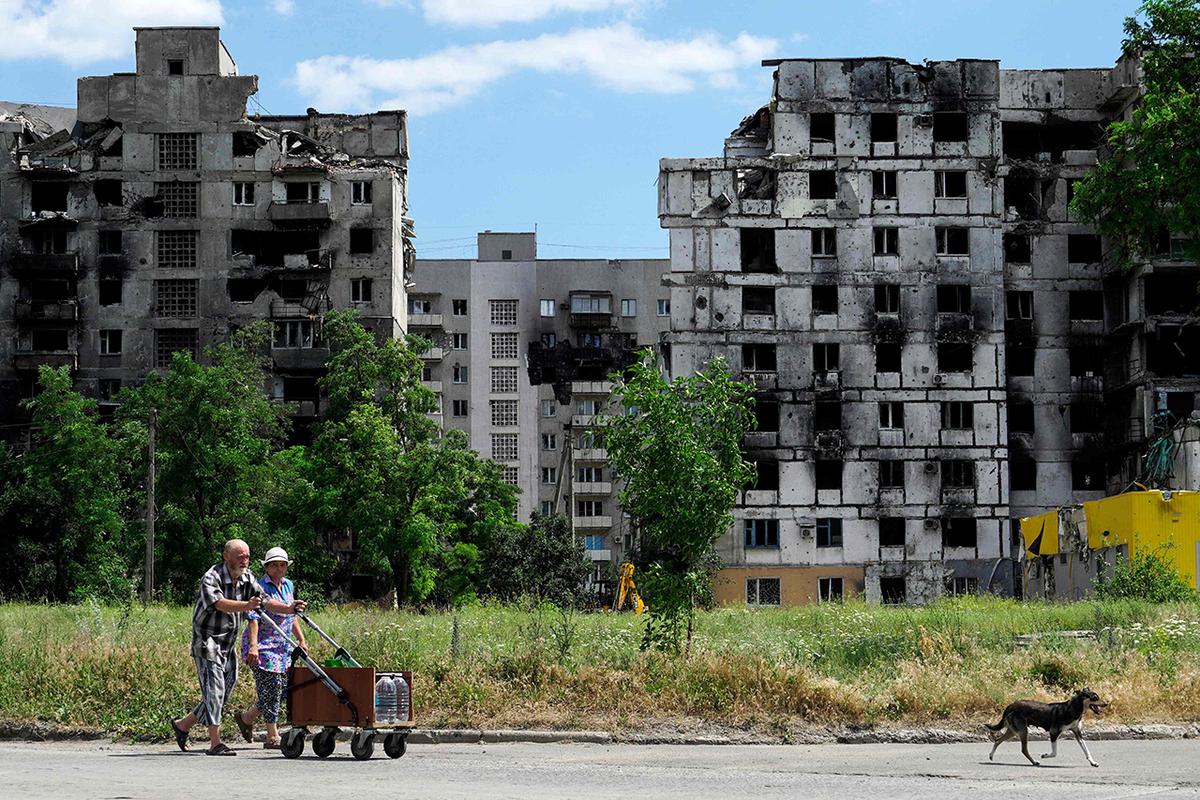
144, 408, 156, 603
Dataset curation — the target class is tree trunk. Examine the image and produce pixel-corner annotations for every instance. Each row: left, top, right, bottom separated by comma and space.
389, 551, 411, 609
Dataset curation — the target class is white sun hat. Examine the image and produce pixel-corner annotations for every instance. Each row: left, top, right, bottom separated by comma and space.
261, 547, 293, 566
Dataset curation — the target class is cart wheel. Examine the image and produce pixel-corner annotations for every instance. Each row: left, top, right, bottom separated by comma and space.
384, 733, 407, 759
312, 728, 336, 759
281, 729, 305, 759
350, 730, 376, 761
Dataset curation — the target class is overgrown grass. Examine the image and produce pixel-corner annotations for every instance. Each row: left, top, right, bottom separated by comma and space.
3, 597, 1200, 739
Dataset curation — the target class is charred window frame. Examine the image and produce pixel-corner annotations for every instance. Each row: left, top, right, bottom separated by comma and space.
809, 170, 837, 200
941, 517, 978, 549
742, 286, 776, 315
937, 343, 973, 373
934, 170, 968, 198
872, 170, 897, 199
937, 284, 971, 314
876, 343, 901, 373
815, 461, 843, 492
811, 228, 837, 257
935, 227, 970, 256
740, 228, 777, 272
870, 113, 897, 143
874, 226, 898, 255
878, 517, 906, 548
879, 460, 905, 489
1006, 291, 1034, 320
810, 112, 835, 143
812, 284, 838, 315
813, 342, 840, 372
932, 112, 969, 142
742, 343, 777, 372
875, 284, 901, 314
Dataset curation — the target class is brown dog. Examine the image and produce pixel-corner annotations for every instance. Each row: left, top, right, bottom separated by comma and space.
986, 688, 1105, 767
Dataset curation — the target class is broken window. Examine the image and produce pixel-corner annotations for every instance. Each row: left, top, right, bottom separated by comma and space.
818, 577, 844, 602
880, 577, 906, 605
157, 230, 197, 269
351, 278, 373, 303
1068, 234, 1102, 264
1069, 290, 1104, 320
286, 182, 320, 204
29, 329, 70, 351
233, 182, 255, 206
1069, 346, 1103, 377
155, 279, 198, 317
874, 227, 898, 255
156, 182, 198, 218
809, 170, 837, 200
1008, 345, 1035, 376
351, 180, 373, 205
746, 577, 781, 606
873, 170, 897, 199
811, 228, 837, 257
350, 228, 375, 254
937, 343, 973, 373
1148, 325, 1200, 376
813, 342, 840, 372
98, 229, 122, 255
452, 299, 468, 316
737, 168, 777, 200
935, 227, 970, 256
283, 377, 319, 402
94, 179, 122, 207
879, 517, 906, 548
751, 461, 780, 491
154, 328, 198, 368
232, 131, 264, 157
754, 396, 780, 432
942, 460, 975, 489
810, 112, 835, 142
875, 284, 901, 314
1010, 457, 1037, 491
157, 133, 197, 170
876, 343, 901, 373
231, 228, 320, 266
937, 284, 971, 314
1003, 174, 1041, 219
1009, 401, 1035, 433
814, 401, 842, 431
742, 286, 775, 315
812, 284, 838, 314
98, 329, 122, 355
25, 229, 68, 254
870, 113, 898, 143
742, 343, 777, 372
816, 516, 843, 545
942, 518, 977, 550
1151, 227, 1190, 260
935, 171, 968, 199
744, 518, 780, 547
1006, 291, 1033, 320
941, 401, 974, 430
1070, 402, 1105, 433
879, 460, 905, 489
933, 112, 969, 142
226, 278, 264, 302
1144, 274, 1199, 315
99, 278, 122, 306
1072, 460, 1105, 491
1001, 120, 1102, 161
98, 379, 122, 402
879, 401, 904, 429
273, 320, 317, 349
31, 181, 69, 212
1004, 234, 1031, 263
740, 228, 776, 272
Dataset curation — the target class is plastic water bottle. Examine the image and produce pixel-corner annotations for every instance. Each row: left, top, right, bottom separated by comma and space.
395, 674, 411, 723
374, 675, 396, 724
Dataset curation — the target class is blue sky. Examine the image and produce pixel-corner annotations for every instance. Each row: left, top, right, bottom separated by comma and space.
0, 1, 1136, 258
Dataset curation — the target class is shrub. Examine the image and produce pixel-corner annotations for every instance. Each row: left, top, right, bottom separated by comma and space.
1095, 549, 1195, 604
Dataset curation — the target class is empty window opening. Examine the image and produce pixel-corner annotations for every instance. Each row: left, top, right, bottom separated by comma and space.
742, 286, 775, 315
941, 401, 974, 430
1009, 401, 1035, 433
871, 113, 898, 142
1144, 275, 1199, 315
814, 342, 840, 371
812, 284, 838, 315
879, 460, 905, 489
1069, 290, 1104, 320
937, 284, 971, 314
94, 179, 122, 206
1010, 457, 1037, 491
933, 112, 969, 142
814, 401, 842, 431
751, 460, 780, 491
879, 518, 906, 548
227, 278, 265, 302
754, 396, 780, 432
942, 517, 977, 548
809, 170, 837, 200
873, 170, 897, 199
232, 131, 264, 157
1070, 402, 1105, 433
935, 171, 967, 198
876, 343, 901, 373
742, 343, 777, 372
1072, 460, 1106, 491
810, 112, 835, 142
874, 226, 898, 255
167, 59, 185, 75
819, 577, 844, 602
1069, 346, 1103, 377
285, 182, 320, 204
1148, 325, 1200, 376
99, 278, 122, 306
880, 577, 906, 604
1006, 291, 1033, 320
31, 181, 69, 212
98, 229, 122, 255
231, 229, 320, 266
744, 518, 780, 548
1008, 345, 1035, 376
1004, 233, 1031, 263
1165, 391, 1196, 421
26, 278, 71, 302
811, 228, 837, 257
816, 516, 843, 546
283, 377, 319, 402
938, 343, 973, 372
350, 228, 375, 254
501, 249, 513, 260
815, 461, 843, 492
29, 329, 70, 351
1001, 120, 1102, 161
1004, 174, 1041, 219
740, 228, 776, 272
277, 279, 309, 301
936, 227, 970, 256
1068, 234, 1102, 263
737, 168, 777, 200
875, 284, 901, 314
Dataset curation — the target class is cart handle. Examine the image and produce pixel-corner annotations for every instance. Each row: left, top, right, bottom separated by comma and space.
258, 611, 359, 727
297, 612, 361, 667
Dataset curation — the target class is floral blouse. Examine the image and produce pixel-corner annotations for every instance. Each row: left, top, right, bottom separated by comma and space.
240, 576, 296, 674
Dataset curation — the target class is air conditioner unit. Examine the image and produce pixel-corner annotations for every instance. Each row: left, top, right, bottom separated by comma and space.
933, 373, 946, 384
800, 526, 814, 539
915, 114, 933, 127
923, 519, 939, 530
924, 461, 938, 474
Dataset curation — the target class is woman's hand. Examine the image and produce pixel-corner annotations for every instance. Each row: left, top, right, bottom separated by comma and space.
246, 646, 259, 666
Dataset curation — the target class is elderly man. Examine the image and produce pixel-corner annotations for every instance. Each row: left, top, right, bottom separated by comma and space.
170, 539, 306, 755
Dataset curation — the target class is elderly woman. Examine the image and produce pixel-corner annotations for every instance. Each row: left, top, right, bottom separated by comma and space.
234, 547, 307, 748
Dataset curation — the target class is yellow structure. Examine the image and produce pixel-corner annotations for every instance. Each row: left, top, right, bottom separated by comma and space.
613, 562, 645, 614
1020, 490, 1200, 598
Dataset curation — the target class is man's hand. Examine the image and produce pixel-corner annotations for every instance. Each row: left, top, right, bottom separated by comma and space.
290, 599, 308, 613
246, 646, 259, 666
246, 596, 262, 612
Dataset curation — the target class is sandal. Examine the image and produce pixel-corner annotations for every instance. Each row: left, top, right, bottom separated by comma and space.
263, 739, 282, 749
206, 742, 237, 756
234, 709, 254, 743
169, 717, 190, 752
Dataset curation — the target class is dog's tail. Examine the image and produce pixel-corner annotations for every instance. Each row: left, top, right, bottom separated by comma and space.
984, 717, 1006, 731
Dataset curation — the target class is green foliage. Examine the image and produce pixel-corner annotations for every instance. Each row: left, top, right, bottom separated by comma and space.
479, 513, 591, 606
1072, 0, 1200, 265
605, 351, 756, 651
1095, 547, 1196, 603
0, 366, 134, 601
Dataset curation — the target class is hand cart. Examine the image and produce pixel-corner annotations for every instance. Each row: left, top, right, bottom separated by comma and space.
256, 611, 414, 760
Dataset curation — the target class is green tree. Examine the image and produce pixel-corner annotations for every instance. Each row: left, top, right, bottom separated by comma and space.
605, 350, 756, 652
1072, 0, 1200, 265
0, 366, 133, 600
479, 513, 591, 606
117, 323, 289, 597
1095, 546, 1195, 602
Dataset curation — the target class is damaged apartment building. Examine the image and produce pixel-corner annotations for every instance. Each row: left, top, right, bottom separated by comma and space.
411, 232, 669, 589
660, 55, 1194, 605
0, 27, 412, 439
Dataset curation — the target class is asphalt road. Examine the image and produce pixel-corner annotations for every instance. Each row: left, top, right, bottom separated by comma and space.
3, 738, 1199, 799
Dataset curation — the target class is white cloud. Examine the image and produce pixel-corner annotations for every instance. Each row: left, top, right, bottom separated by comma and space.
295, 23, 777, 115
420, 0, 644, 26
272, 0, 294, 15
0, 0, 224, 65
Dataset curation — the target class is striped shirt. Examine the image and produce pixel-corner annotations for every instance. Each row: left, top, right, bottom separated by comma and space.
190, 563, 264, 663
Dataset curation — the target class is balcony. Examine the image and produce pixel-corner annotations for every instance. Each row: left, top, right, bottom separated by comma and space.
277, 399, 321, 417
813, 370, 841, 394
573, 481, 612, 495
9, 252, 79, 274
571, 381, 612, 395
574, 448, 608, 461
814, 429, 846, 457
569, 311, 613, 329
423, 380, 443, 394
744, 370, 778, 390
936, 312, 974, 341
573, 516, 613, 529
420, 347, 446, 361
408, 313, 444, 328
272, 347, 329, 370
587, 548, 613, 562
942, 487, 975, 506
280, 250, 334, 271
267, 201, 330, 225
571, 414, 604, 427
14, 350, 78, 371
872, 313, 903, 344
14, 300, 78, 321
270, 299, 328, 319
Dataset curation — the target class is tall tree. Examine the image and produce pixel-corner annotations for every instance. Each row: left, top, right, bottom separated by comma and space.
1072, 0, 1200, 264
0, 366, 133, 600
479, 513, 591, 606
605, 351, 756, 652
